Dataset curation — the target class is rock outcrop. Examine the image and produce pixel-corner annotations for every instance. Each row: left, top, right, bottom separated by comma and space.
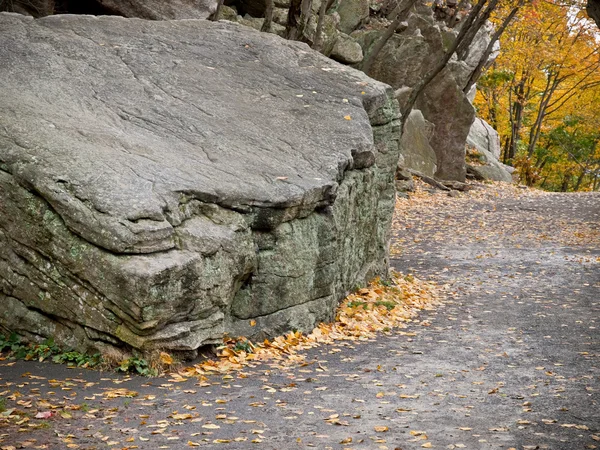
0, 13, 400, 354
360, 6, 495, 181
465, 118, 513, 182
216, 0, 499, 182
0, 0, 219, 19
94, 0, 219, 20
588, 0, 600, 30
399, 110, 437, 177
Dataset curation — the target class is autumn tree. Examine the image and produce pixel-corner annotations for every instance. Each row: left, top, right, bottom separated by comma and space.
476, 0, 600, 190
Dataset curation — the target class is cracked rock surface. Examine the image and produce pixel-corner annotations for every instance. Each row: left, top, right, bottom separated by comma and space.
0, 13, 400, 353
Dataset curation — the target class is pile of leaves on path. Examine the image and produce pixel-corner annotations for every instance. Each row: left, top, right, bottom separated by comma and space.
179, 272, 441, 378
392, 180, 600, 257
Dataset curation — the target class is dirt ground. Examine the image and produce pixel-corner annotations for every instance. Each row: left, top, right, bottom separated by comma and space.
1, 183, 599, 450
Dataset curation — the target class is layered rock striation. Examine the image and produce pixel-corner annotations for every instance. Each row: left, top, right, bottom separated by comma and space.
0, 13, 400, 354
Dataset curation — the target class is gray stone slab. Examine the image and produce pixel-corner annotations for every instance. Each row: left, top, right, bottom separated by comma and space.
0, 13, 400, 354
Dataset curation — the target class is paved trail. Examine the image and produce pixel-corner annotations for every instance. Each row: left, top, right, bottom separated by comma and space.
1, 185, 598, 450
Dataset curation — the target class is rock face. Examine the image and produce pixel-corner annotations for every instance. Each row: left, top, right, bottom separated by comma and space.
415, 68, 475, 181
336, 0, 370, 34
330, 33, 364, 64
356, 4, 495, 181
0, 13, 400, 354
0, 0, 55, 16
399, 110, 437, 177
96, 0, 219, 20
210, 0, 500, 182
0, 0, 219, 19
588, 0, 600, 30
466, 118, 513, 182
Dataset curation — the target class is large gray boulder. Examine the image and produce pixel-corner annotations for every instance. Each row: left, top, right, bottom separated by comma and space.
0, 0, 219, 19
0, 13, 400, 355
399, 110, 437, 177
416, 68, 474, 181
330, 33, 364, 64
466, 118, 513, 182
0, 0, 55, 16
96, 0, 219, 20
336, 0, 370, 34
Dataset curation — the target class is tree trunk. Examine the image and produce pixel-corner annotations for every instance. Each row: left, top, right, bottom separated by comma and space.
526, 72, 559, 156
287, 0, 313, 40
312, 0, 329, 50
574, 169, 586, 191
463, 1, 522, 94
262, 0, 275, 32
507, 76, 527, 162
561, 172, 572, 192
401, 0, 494, 122
455, 0, 499, 61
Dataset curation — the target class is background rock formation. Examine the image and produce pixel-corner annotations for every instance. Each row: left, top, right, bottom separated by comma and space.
220, 0, 499, 182
0, 0, 218, 18
466, 118, 513, 182
0, 13, 400, 355
588, 0, 600, 29
0, 0, 509, 185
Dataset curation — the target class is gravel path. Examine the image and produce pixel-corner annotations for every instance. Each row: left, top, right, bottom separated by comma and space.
1, 185, 598, 450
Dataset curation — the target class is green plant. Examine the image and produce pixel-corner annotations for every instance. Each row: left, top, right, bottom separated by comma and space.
53, 351, 102, 368
233, 340, 253, 353
0, 396, 6, 413
25, 338, 60, 362
347, 300, 368, 309
116, 356, 157, 377
0, 333, 22, 354
380, 278, 393, 287
374, 300, 396, 311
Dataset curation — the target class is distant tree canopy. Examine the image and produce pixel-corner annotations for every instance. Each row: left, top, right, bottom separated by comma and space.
475, 0, 600, 191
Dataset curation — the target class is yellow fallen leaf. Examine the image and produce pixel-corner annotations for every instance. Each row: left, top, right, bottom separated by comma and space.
374, 426, 389, 432
422, 443, 432, 448
340, 437, 352, 444
202, 423, 220, 429
160, 352, 173, 365
344, 115, 352, 120
188, 442, 201, 447
410, 430, 426, 436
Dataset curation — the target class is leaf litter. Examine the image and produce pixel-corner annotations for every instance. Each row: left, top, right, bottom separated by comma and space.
179, 272, 442, 378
